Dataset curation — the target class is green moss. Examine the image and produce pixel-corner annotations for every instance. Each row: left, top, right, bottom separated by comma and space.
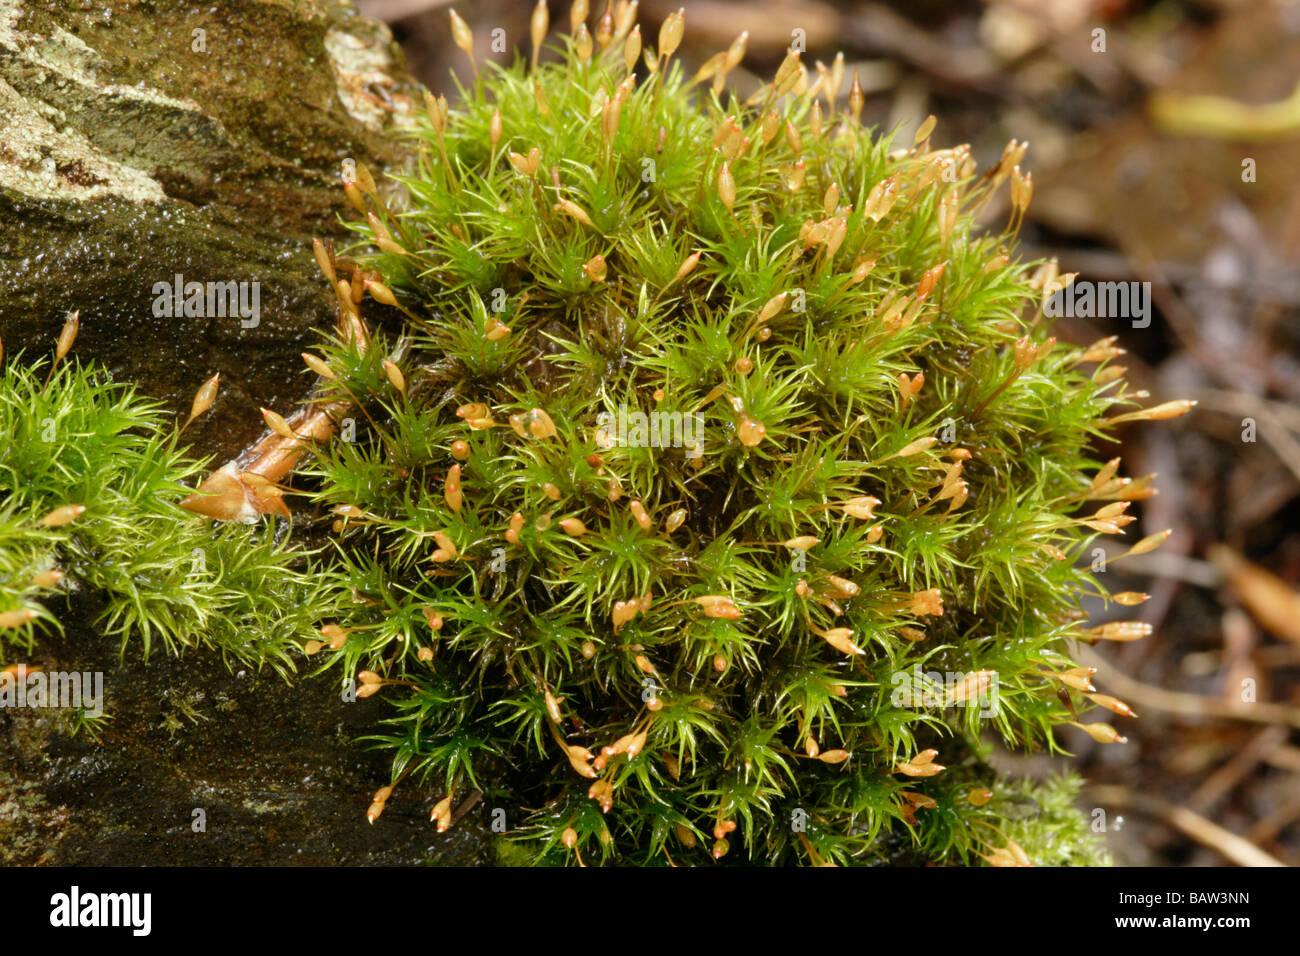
0, 351, 323, 674
288, 9, 1170, 865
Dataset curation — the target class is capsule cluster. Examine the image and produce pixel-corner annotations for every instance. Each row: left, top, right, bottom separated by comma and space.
305, 2, 1186, 865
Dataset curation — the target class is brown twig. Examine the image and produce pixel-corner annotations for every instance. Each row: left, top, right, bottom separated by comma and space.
1078, 647, 1300, 732
1088, 784, 1285, 867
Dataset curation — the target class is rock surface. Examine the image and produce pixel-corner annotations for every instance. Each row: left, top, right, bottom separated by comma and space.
0, 0, 494, 866
0, 0, 412, 456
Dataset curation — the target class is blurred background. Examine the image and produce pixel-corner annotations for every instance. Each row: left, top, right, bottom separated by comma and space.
355, 0, 1300, 865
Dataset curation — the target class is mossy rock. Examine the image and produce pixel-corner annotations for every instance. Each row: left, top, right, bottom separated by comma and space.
0, 0, 414, 458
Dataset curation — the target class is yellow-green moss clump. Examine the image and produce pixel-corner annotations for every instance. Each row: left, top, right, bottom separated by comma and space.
302, 3, 1185, 865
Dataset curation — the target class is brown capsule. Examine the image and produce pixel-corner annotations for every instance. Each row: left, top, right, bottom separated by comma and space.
574, 23, 593, 61
624, 24, 642, 74
260, 408, 297, 441
695, 596, 741, 620
826, 575, 860, 599
489, 108, 503, 150
302, 353, 336, 381
1120, 529, 1172, 559
545, 689, 563, 724
29, 569, 63, 588
529, 0, 549, 67
717, 161, 736, 212
841, 496, 880, 520
757, 291, 788, 325
445, 464, 463, 514
363, 279, 397, 308
669, 251, 701, 286
784, 120, 803, 156
1085, 621, 1153, 643
1055, 666, 1097, 693
450, 440, 470, 461
587, 778, 614, 813
1072, 721, 1127, 745
664, 508, 686, 534
909, 588, 944, 617
565, 743, 598, 779
0, 609, 38, 629
508, 148, 543, 177
554, 198, 594, 227
914, 113, 937, 145
39, 504, 86, 528
431, 794, 455, 832
893, 749, 945, 778
320, 623, 350, 650
383, 359, 407, 395
1111, 591, 1150, 606
559, 518, 588, 537
658, 7, 684, 60
311, 238, 337, 285
1086, 693, 1138, 719
449, 9, 474, 63
823, 182, 840, 217
916, 261, 947, 301
582, 254, 607, 283
343, 181, 366, 214
55, 311, 80, 361
967, 788, 993, 807
182, 372, 221, 429
737, 417, 765, 447
674, 823, 696, 848
432, 531, 458, 559
819, 627, 863, 656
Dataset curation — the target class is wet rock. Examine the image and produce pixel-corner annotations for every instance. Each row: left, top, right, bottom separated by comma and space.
0, 612, 494, 865
0, 0, 416, 459
0, 0, 496, 866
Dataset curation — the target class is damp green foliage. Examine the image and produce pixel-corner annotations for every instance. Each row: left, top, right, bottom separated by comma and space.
0, 354, 325, 674
310, 8, 1173, 865
999, 774, 1112, 867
